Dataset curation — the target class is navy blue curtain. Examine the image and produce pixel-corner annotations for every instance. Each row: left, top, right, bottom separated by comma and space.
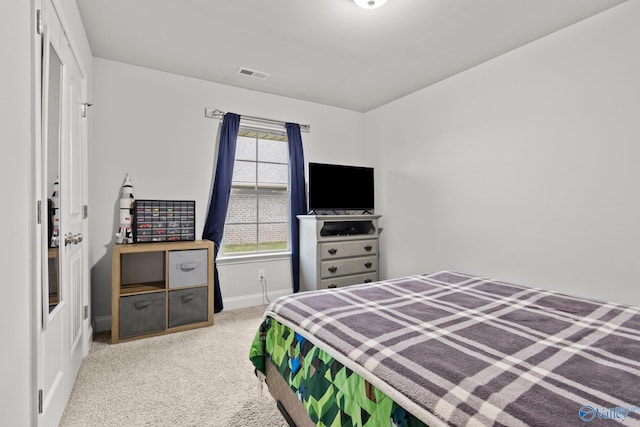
202, 113, 241, 312
286, 123, 307, 293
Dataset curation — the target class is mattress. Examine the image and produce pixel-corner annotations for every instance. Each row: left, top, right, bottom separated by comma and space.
250, 271, 640, 426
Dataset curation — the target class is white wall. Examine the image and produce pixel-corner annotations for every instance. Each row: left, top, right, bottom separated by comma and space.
366, 1, 640, 306
0, 1, 34, 425
89, 58, 366, 329
90, 1, 640, 324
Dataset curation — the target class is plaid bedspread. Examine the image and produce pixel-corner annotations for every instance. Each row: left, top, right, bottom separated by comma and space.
264, 271, 640, 426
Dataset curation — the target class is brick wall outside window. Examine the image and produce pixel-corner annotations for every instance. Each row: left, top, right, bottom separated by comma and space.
222, 130, 289, 253
224, 193, 288, 245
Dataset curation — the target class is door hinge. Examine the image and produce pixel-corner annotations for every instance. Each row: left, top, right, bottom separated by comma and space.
37, 200, 42, 224
83, 205, 88, 219
38, 389, 43, 414
81, 103, 93, 118
36, 10, 43, 35
83, 305, 89, 320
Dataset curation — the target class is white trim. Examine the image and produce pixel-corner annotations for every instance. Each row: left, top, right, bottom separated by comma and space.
216, 251, 291, 265
222, 289, 292, 311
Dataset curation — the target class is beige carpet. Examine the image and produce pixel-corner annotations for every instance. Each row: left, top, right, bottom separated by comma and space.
60, 305, 288, 427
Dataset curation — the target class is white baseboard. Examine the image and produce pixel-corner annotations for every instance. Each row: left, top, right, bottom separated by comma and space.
93, 289, 292, 331
222, 289, 292, 311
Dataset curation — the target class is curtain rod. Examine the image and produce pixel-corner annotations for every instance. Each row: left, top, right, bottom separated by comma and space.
204, 108, 310, 133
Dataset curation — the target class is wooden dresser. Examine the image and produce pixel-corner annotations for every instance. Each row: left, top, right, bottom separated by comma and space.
298, 215, 381, 291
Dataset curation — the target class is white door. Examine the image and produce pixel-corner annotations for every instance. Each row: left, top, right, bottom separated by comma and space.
36, 0, 88, 425
59, 19, 87, 391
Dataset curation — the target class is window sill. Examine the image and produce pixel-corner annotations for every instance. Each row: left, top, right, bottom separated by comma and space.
216, 251, 291, 266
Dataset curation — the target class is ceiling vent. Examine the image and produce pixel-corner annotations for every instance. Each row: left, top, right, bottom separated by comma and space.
237, 67, 270, 80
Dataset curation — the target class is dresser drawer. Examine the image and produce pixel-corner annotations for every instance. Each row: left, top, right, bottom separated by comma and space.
168, 286, 208, 328
319, 239, 377, 260
119, 292, 166, 338
320, 272, 378, 290
320, 255, 377, 279
168, 249, 208, 288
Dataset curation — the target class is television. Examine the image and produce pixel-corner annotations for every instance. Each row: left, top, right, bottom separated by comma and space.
308, 163, 374, 212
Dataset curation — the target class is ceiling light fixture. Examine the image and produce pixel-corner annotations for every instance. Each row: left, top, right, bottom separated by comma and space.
354, 0, 388, 9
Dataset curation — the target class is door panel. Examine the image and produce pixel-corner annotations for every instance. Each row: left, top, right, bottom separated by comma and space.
37, 0, 88, 425
41, 315, 63, 416
38, 11, 68, 426
61, 39, 85, 360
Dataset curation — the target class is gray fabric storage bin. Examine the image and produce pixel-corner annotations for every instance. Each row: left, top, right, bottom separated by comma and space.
168, 249, 208, 288
119, 292, 166, 338
168, 287, 208, 328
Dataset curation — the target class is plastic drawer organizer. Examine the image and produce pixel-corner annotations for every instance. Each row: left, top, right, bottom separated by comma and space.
111, 240, 214, 343
133, 199, 195, 243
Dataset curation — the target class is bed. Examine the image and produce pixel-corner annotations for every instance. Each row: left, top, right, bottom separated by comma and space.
250, 271, 640, 426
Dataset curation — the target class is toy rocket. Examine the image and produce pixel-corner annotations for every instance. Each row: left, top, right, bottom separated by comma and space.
50, 177, 60, 247
115, 173, 135, 244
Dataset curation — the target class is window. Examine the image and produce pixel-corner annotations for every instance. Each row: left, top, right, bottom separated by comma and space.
222, 129, 289, 255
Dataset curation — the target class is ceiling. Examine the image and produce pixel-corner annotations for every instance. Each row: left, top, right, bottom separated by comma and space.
76, 0, 625, 112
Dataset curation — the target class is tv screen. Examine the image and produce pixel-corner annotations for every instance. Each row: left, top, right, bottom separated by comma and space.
308, 163, 374, 212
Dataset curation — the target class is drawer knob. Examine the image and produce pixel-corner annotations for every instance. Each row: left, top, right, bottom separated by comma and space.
328, 248, 338, 255
364, 261, 373, 268
364, 245, 372, 251
328, 284, 337, 289
328, 266, 338, 273
364, 279, 373, 283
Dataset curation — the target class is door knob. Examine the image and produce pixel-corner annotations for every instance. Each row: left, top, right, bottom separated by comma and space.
65, 232, 83, 246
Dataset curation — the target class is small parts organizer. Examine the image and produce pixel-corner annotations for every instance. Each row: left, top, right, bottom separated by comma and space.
133, 200, 195, 243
